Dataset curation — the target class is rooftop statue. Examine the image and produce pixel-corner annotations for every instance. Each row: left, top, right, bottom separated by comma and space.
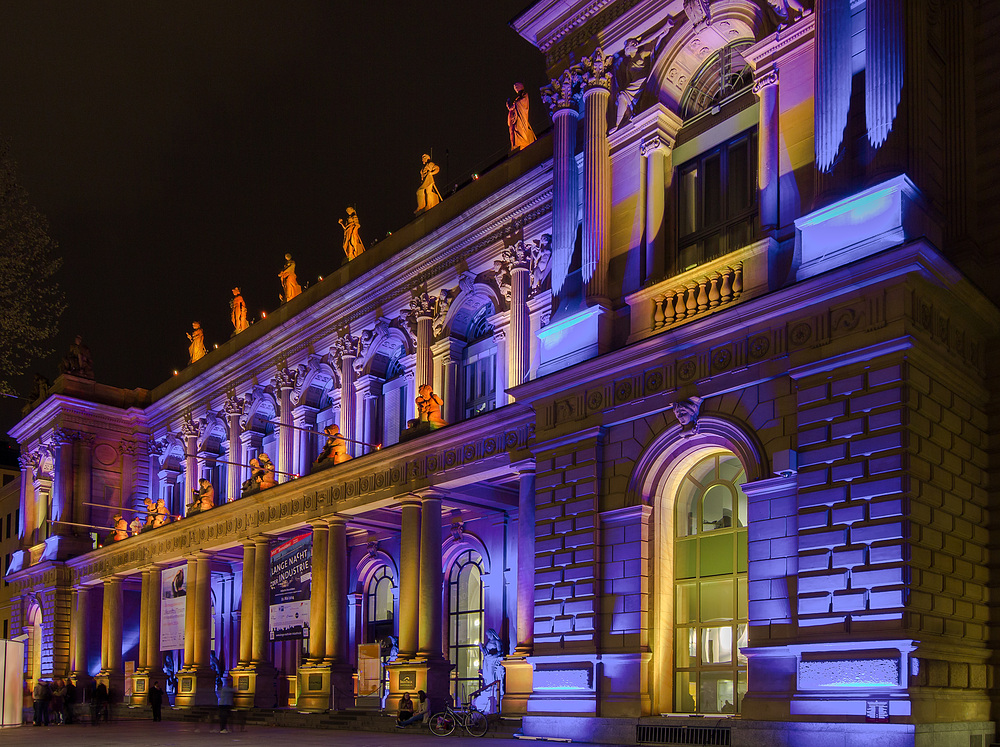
279, 253, 302, 302
257, 453, 278, 489
231, 287, 249, 334
129, 514, 144, 537
315, 423, 351, 468
186, 478, 215, 515
415, 154, 442, 214
59, 335, 95, 379
110, 513, 129, 542
416, 384, 446, 429
187, 322, 207, 364
339, 207, 366, 261
507, 82, 536, 151
611, 33, 668, 132
143, 496, 171, 529
29, 373, 50, 403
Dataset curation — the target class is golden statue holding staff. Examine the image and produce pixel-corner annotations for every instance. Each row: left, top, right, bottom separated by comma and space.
339, 208, 366, 260
279, 253, 302, 302
187, 322, 207, 364
415, 154, 442, 214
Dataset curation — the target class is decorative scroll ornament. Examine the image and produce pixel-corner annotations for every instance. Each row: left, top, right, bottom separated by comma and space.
396, 310, 419, 350
752, 66, 778, 96
352, 318, 390, 375
450, 519, 465, 542
180, 413, 201, 438
366, 539, 380, 559
432, 288, 459, 337
223, 393, 245, 418
330, 333, 360, 369
272, 365, 298, 392
866, 0, 903, 148
541, 68, 581, 115
147, 437, 167, 457
670, 396, 704, 435
814, 0, 852, 172
493, 241, 533, 303
577, 48, 614, 91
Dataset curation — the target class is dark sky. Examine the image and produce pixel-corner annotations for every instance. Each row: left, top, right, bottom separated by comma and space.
0, 1, 548, 439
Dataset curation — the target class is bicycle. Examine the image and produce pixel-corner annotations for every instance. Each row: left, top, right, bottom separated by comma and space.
428, 702, 488, 737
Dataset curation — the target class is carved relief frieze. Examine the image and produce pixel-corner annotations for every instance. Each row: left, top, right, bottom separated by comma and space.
909, 290, 984, 374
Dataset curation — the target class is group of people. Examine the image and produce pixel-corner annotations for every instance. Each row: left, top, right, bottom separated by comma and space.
30, 678, 75, 726
395, 690, 429, 728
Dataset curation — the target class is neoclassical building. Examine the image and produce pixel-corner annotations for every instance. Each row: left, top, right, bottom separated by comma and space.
6, 1, 999, 745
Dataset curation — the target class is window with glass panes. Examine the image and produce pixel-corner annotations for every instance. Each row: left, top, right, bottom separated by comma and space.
674, 453, 748, 714
463, 304, 497, 420
448, 550, 484, 705
366, 566, 396, 643
676, 129, 757, 274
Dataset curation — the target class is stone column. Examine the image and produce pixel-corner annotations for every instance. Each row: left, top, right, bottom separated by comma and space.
134, 567, 162, 704
51, 430, 74, 536
541, 69, 580, 299
293, 405, 318, 478
181, 419, 200, 517
274, 367, 297, 482
252, 539, 271, 666
72, 586, 90, 684
753, 66, 779, 234
488, 312, 509, 410
431, 338, 465, 425
17, 454, 34, 547
238, 541, 255, 666
138, 570, 151, 672
193, 553, 212, 671
309, 522, 329, 661
514, 467, 536, 654
355, 375, 384, 453
146, 567, 162, 675
176, 552, 217, 706
327, 517, 352, 709
642, 134, 670, 283
183, 557, 197, 669
411, 293, 436, 389
224, 395, 244, 502
398, 496, 422, 659
73, 432, 94, 535
99, 577, 123, 693
580, 50, 613, 304
333, 334, 359, 457
32, 476, 53, 543
418, 494, 443, 659
506, 242, 532, 391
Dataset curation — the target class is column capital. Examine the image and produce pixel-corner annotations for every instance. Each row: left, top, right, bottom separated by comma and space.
223, 393, 245, 418
577, 48, 614, 92
180, 414, 201, 438
640, 133, 671, 158
541, 68, 580, 115
309, 519, 330, 531
752, 64, 778, 95
395, 492, 424, 508
511, 460, 536, 477
272, 365, 298, 392
409, 291, 437, 321
330, 332, 360, 369
327, 514, 348, 528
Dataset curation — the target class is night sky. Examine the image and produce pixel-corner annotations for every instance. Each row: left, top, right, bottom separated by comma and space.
0, 1, 548, 439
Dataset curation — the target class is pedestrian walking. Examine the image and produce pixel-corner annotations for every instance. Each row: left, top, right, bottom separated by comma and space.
149, 681, 163, 722
217, 676, 234, 733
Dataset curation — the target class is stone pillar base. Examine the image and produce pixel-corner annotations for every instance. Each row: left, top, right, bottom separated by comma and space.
130, 668, 164, 707
173, 668, 218, 707
388, 658, 452, 715
296, 663, 332, 713
501, 655, 533, 716
230, 664, 278, 709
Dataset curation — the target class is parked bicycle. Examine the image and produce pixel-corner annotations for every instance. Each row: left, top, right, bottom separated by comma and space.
428, 701, 488, 737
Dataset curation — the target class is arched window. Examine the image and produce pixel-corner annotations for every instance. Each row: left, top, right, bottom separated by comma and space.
462, 304, 497, 420
366, 566, 395, 644
674, 452, 748, 714
448, 549, 484, 704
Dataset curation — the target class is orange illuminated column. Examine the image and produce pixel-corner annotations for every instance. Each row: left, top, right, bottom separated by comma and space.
418, 493, 443, 659
398, 496, 422, 658
580, 50, 613, 305
146, 567, 162, 675
308, 521, 329, 661
193, 553, 212, 671
514, 467, 536, 654
71, 586, 90, 684
238, 540, 255, 666
326, 516, 348, 664
101, 576, 123, 679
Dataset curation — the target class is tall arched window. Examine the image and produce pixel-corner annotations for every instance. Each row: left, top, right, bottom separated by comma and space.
462, 304, 497, 420
448, 550, 484, 703
366, 566, 395, 644
674, 452, 748, 714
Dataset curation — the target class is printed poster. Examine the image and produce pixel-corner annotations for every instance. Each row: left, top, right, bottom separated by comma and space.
160, 565, 187, 650
269, 532, 312, 641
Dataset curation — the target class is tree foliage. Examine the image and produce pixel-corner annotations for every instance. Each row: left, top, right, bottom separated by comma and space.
0, 140, 66, 394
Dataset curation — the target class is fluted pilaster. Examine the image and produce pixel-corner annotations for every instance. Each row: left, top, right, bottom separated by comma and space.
814, 0, 852, 172
753, 67, 779, 232
224, 395, 244, 502
541, 69, 580, 297
579, 50, 613, 303
274, 367, 297, 482
333, 334, 359, 457
866, 0, 904, 149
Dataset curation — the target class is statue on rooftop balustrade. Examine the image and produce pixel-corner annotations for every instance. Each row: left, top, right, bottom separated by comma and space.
59, 335, 95, 379
187, 322, 207, 364
416, 384, 446, 429
415, 154, 442, 214
315, 424, 351, 468
231, 287, 249, 334
241, 458, 262, 498
110, 513, 129, 542
279, 253, 302, 303
143, 496, 171, 529
611, 33, 668, 132
339, 207, 366, 260
186, 478, 215, 515
257, 453, 278, 489
129, 515, 144, 537
506, 83, 536, 151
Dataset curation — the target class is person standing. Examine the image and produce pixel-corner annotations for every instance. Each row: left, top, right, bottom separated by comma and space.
218, 676, 234, 733
32, 679, 46, 726
64, 678, 77, 725
149, 681, 164, 722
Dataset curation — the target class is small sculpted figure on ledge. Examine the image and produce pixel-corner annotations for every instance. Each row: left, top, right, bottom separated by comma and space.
231, 287, 249, 334
110, 513, 129, 542
611, 33, 667, 132
129, 515, 144, 537
59, 335, 95, 379
186, 478, 215, 515
315, 424, 351, 468
241, 458, 261, 498
257, 453, 278, 489
414, 154, 441, 214
340, 208, 366, 260
279, 253, 302, 302
506, 82, 536, 151
187, 322, 207, 364
416, 384, 446, 429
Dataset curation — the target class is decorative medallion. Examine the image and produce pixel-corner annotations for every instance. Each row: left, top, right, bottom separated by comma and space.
749, 334, 770, 359
644, 370, 663, 392
678, 359, 697, 382
712, 347, 732, 371
615, 381, 633, 403
789, 321, 812, 347
587, 390, 604, 411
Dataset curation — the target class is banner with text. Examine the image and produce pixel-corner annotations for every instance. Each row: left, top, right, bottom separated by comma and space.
269, 532, 312, 641
160, 565, 187, 650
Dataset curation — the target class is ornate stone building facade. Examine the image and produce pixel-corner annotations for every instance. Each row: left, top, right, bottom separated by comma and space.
6, 1, 999, 745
